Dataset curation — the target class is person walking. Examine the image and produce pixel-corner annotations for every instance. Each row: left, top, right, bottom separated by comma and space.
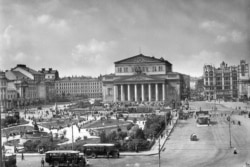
41, 157, 45, 167
21, 152, 24, 160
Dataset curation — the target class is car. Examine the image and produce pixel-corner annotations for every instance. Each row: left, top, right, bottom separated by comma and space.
190, 133, 198, 141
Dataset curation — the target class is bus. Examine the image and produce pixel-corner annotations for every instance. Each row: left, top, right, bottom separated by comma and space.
83, 143, 119, 158
45, 150, 87, 167
4, 153, 16, 167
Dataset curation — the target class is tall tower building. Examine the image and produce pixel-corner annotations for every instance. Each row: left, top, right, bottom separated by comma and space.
238, 60, 250, 99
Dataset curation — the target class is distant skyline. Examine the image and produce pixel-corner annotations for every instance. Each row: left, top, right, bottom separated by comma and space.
1, 0, 249, 77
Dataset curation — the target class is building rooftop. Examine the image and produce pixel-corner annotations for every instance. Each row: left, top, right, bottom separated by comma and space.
12, 64, 42, 75
114, 53, 172, 65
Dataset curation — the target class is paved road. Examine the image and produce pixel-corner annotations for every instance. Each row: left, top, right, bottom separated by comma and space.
16, 102, 250, 167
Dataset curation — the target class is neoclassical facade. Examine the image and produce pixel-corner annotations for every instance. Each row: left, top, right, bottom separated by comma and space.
102, 54, 190, 103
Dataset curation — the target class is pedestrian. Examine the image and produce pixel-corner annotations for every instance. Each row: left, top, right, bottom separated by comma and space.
21, 152, 24, 160
233, 147, 238, 154
41, 157, 45, 167
238, 121, 241, 126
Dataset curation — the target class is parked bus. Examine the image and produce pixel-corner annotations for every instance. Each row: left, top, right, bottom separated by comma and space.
45, 150, 87, 167
4, 153, 16, 167
83, 143, 119, 158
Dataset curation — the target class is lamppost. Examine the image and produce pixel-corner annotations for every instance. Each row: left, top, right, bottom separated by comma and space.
158, 138, 161, 167
72, 123, 74, 150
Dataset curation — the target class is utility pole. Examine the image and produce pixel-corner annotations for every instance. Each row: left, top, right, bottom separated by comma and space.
229, 115, 232, 148
158, 138, 161, 167
165, 112, 167, 136
72, 123, 74, 150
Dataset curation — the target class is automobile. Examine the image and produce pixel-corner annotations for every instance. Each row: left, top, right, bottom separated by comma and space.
16, 146, 25, 153
190, 133, 198, 141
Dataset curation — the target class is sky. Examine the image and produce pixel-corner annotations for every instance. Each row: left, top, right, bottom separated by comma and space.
0, 0, 249, 77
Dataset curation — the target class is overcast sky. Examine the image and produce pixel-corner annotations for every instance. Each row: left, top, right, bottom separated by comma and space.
1, 0, 249, 77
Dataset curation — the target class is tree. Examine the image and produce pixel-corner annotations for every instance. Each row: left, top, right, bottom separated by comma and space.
107, 131, 118, 142
99, 130, 107, 143
33, 121, 39, 131
133, 118, 137, 124
135, 128, 145, 140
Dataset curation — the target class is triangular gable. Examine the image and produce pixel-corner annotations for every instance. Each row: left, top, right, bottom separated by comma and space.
115, 54, 172, 65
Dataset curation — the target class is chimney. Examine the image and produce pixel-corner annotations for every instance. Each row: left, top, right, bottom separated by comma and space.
49, 68, 52, 71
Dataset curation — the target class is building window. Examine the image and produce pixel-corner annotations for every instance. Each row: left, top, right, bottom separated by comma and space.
124, 67, 128, 72
152, 66, 157, 72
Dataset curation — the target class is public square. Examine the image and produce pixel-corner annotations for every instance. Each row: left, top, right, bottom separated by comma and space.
14, 101, 250, 167
1, 1, 250, 167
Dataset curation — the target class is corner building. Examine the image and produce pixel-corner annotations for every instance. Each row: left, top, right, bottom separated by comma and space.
102, 54, 190, 103
203, 61, 238, 100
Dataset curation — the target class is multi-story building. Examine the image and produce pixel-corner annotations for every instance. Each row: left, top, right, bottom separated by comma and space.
55, 77, 102, 99
38, 68, 59, 102
204, 61, 238, 101
39, 68, 59, 80
102, 54, 190, 103
237, 60, 250, 99
0, 71, 8, 112
3, 64, 60, 109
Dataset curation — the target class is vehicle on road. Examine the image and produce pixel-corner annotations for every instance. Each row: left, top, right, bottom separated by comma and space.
45, 150, 87, 167
190, 133, 198, 141
83, 143, 120, 158
4, 153, 16, 167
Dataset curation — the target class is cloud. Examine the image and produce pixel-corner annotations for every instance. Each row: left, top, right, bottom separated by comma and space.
215, 35, 228, 44
2, 25, 14, 47
71, 38, 116, 64
13, 52, 27, 61
215, 30, 245, 44
36, 14, 69, 33
37, 14, 51, 24
191, 50, 225, 67
231, 30, 245, 43
199, 20, 226, 32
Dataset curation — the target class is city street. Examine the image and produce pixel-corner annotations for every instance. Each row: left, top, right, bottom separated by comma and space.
16, 102, 250, 167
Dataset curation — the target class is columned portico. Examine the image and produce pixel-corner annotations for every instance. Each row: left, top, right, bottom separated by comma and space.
115, 82, 167, 102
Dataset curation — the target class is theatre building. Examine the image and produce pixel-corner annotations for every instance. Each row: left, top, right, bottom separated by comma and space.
102, 54, 190, 103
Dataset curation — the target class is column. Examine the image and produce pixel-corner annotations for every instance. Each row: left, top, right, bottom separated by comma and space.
127, 84, 131, 101
141, 84, 145, 101
155, 83, 158, 101
113, 85, 117, 102
148, 84, 151, 101
134, 84, 137, 101
121, 84, 124, 101
162, 83, 165, 101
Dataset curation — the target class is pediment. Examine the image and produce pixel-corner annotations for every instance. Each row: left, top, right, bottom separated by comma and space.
115, 54, 171, 65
